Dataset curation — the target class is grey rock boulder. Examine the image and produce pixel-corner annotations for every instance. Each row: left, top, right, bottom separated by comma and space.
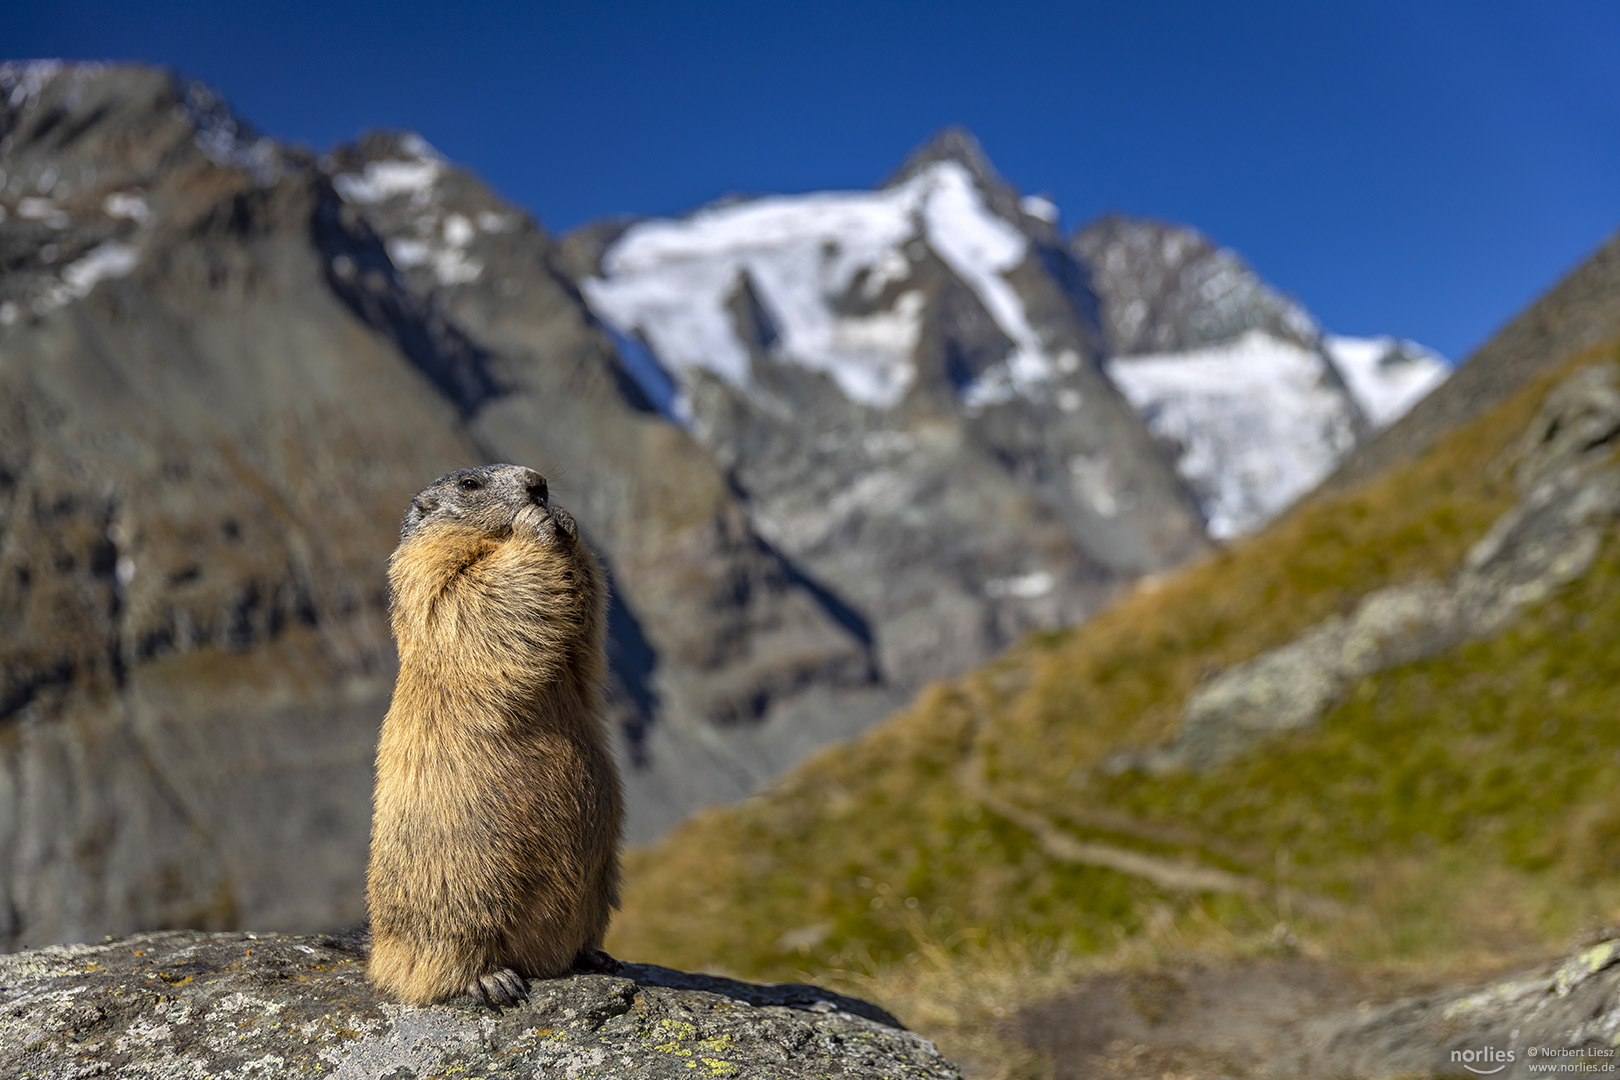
0, 930, 960, 1079
1310, 937, 1620, 1079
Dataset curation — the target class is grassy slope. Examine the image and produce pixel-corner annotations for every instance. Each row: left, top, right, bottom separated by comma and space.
609, 339, 1620, 1067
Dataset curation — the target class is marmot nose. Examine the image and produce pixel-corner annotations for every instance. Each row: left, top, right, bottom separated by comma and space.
521, 469, 549, 508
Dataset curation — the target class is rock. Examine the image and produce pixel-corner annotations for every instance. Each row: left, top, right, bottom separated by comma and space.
0, 930, 961, 1079
1310, 936, 1620, 1079
1008, 941, 1620, 1079
1145, 361, 1620, 771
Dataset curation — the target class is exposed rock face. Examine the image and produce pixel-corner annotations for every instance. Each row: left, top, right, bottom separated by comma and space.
0, 930, 961, 1078
1315, 937, 1620, 1079
0, 63, 447, 952
1073, 214, 1321, 357
1142, 362, 1620, 771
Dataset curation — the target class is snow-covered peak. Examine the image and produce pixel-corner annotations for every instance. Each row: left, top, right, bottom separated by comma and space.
583, 160, 1059, 415
884, 127, 1008, 197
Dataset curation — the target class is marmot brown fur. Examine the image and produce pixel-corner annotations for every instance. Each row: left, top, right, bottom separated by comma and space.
367, 464, 623, 1007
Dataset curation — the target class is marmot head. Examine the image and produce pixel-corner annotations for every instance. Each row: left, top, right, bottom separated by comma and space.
400, 464, 556, 542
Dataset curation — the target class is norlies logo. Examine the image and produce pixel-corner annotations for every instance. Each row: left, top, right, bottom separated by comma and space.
1453, 1046, 1517, 1075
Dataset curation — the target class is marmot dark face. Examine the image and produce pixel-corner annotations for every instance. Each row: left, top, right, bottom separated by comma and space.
400, 464, 553, 541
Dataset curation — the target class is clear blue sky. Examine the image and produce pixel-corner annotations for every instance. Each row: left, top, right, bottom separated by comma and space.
11, 0, 1618, 360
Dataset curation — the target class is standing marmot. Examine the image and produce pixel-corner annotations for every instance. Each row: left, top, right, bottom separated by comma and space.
367, 464, 623, 1007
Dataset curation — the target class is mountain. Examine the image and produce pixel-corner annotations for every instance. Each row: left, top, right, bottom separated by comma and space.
0, 63, 1444, 954
576, 131, 1210, 694
574, 129, 1447, 680
607, 229, 1620, 1077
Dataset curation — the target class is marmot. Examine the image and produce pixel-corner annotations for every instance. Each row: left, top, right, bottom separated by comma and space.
367, 464, 623, 1007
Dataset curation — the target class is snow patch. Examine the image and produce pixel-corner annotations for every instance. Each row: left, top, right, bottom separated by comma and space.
62, 243, 139, 292
102, 191, 151, 224
1019, 195, 1059, 223
1069, 455, 1121, 517
333, 157, 442, 205
1108, 330, 1360, 539
443, 213, 475, 247
985, 571, 1055, 599
17, 197, 68, 228
31, 242, 140, 315
476, 210, 518, 233
1325, 334, 1448, 427
384, 238, 430, 269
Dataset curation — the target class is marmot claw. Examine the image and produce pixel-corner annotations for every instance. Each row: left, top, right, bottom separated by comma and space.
470, 966, 529, 1008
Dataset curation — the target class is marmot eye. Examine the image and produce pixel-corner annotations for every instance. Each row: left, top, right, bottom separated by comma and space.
459, 477, 483, 492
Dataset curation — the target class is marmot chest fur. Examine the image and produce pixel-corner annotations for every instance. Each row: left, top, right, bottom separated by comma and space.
367, 464, 623, 1007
